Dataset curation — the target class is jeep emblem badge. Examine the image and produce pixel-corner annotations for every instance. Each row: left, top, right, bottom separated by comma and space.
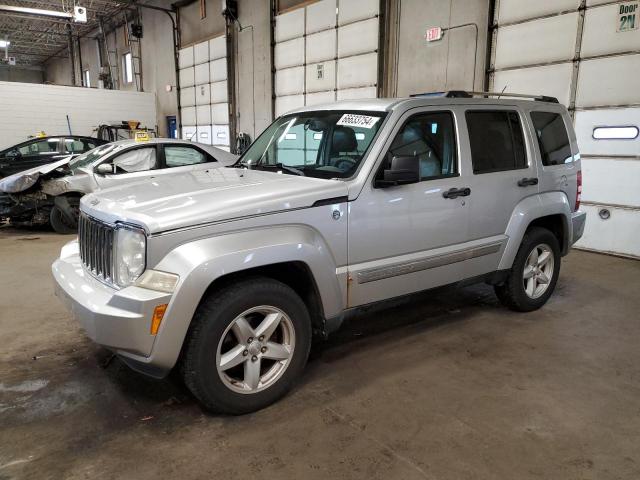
332, 209, 341, 220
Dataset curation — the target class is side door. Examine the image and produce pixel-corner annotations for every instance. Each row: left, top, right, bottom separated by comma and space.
463, 107, 540, 247
94, 145, 160, 190
347, 108, 483, 307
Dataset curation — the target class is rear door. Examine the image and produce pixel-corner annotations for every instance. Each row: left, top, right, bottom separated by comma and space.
463, 106, 540, 247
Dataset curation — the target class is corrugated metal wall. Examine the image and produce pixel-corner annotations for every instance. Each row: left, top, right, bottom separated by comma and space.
273, 0, 380, 116
178, 36, 230, 151
490, 0, 640, 258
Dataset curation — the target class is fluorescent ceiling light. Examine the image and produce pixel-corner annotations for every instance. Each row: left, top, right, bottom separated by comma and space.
0, 40, 10, 48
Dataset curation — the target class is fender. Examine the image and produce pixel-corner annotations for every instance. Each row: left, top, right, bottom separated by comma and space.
146, 225, 346, 370
498, 192, 572, 271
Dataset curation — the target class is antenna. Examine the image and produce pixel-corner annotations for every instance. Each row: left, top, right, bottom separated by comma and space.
497, 85, 507, 99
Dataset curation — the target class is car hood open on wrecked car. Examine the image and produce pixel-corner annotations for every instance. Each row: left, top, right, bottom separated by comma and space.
0, 157, 71, 193
80, 167, 348, 234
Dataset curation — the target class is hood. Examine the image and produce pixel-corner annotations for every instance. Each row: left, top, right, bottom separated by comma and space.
81, 167, 348, 233
0, 157, 71, 193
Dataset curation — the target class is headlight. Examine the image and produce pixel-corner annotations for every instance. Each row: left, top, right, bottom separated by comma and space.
114, 225, 146, 287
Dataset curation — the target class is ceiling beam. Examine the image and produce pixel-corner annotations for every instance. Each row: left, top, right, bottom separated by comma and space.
6, 49, 68, 58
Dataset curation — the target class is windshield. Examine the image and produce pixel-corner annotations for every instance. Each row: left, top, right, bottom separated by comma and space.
69, 143, 119, 172
236, 110, 386, 179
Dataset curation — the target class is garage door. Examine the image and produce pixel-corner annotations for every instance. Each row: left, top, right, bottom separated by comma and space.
273, 0, 380, 117
178, 35, 230, 151
490, 0, 640, 258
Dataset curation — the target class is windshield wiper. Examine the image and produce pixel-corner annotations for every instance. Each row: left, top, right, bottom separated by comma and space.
256, 163, 305, 176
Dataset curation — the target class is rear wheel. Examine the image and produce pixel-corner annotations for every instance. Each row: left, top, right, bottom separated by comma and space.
182, 277, 312, 414
49, 197, 80, 234
495, 227, 561, 312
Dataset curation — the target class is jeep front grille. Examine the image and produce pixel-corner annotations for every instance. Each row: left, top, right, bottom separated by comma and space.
78, 213, 115, 282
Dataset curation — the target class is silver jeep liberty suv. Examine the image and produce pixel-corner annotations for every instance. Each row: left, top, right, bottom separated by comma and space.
53, 91, 586, 414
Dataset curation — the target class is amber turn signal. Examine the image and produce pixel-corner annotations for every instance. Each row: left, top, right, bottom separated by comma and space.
151, 304, 168, 335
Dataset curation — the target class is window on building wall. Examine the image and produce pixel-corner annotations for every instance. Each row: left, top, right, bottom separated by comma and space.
84, 70, 91, 88
122, 52, 133, 84
592, 126, 639, 140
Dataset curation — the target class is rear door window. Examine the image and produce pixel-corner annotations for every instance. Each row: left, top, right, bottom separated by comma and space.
466, 111, 526, 174
530, 112, 573, 165
64, 138, 93, 154
164, 146, 209, 167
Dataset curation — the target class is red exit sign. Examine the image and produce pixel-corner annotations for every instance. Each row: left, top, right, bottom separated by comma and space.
425, 26, 443, 42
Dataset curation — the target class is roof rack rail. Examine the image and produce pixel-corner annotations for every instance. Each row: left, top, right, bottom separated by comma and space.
410, 90, 559, 103
465, 91, 559, 103
410, 91, 472, 98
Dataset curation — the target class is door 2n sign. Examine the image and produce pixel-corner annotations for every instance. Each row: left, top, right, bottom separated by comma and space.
617, 1, 638, 32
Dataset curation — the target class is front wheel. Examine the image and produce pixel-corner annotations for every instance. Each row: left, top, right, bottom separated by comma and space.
182, 278, 312, 414
49, 197, 80, 234
495, 227, 561, 312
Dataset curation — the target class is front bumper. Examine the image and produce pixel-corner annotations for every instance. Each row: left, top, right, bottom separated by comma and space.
571, 210, 587, 245
52, 240, 173, 376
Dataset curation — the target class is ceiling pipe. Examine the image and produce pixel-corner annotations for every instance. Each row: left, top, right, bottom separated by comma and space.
171, 0, 198, 8
66, 23, 76, 85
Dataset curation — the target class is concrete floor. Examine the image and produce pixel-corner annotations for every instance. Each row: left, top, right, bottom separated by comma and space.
1, 226, 639, 480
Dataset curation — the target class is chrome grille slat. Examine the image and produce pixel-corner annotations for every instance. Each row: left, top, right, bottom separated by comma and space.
79, 213, 115, 283
78, 215, 84, 261
99, 226, 105, 276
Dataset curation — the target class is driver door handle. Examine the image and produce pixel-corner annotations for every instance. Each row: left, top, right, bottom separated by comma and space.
442, 187, 471, 199
517, 177, 539, 187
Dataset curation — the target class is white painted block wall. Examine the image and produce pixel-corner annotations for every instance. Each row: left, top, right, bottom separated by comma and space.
0, 81, 157, 150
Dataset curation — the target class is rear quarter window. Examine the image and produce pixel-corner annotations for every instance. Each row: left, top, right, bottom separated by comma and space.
530, 112, 573, 166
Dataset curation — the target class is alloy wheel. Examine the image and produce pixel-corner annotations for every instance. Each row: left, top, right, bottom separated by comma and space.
522, 243, 555, 299
216, 306, 296, 394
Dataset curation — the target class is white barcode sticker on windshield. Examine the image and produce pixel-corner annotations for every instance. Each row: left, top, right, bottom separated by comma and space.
336, 114, 380, 129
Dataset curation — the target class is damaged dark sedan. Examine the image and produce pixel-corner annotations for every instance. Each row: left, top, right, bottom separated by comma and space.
0, 136, 106, 179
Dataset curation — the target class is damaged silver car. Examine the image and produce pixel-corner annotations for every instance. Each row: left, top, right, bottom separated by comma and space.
0, 139, 237, 233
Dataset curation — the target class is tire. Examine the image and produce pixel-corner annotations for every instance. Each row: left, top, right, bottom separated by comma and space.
49, 197, 80, 234
182, 277, 312, 414
494, 226, 561, 312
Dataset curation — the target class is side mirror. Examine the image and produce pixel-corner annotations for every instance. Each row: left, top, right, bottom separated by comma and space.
375, 155, 420, 188
95, 163, 113, 175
